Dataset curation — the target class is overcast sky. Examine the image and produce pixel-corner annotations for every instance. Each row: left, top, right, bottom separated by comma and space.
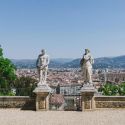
0, 0, 125, 59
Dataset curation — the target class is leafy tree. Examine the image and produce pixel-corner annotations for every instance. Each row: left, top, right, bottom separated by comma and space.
118, 82, 125, 96
99, 83, 118, 96
0, 47, 16, 95
99, 82, 125, 96
14, 76, 37, 96
50, 94, 64, 110
0, 47, 38, 96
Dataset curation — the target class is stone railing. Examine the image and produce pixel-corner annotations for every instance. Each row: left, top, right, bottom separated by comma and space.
0, 96, 35, 110
80, 88, 125, 111
94, 96, 125, 109
0, 95, 125, 111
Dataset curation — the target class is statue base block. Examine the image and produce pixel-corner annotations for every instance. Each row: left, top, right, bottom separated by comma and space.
80, 83, 97, 111
33, 84, 51, 111
34, 83, 51, 93
80, 83, 97, 93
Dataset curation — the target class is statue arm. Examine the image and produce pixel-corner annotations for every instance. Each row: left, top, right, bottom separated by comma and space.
84, 54, 90, 61
90, 56, 94, 64
36, 58, 38, 67
36, 55, 40, 67
80, 58, 84, 67
84, 54, 94, 65
46, 56, 50, 66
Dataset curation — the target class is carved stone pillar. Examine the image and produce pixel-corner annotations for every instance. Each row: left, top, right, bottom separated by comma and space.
80, 84, 96, 111
33, 84, 51, 111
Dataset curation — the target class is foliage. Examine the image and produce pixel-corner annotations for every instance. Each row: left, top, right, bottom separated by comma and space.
0, 47, 37, 96
50, 94, 65, 110
0, 90, 15, 96
0, 47, 16, 95
118, 82, 125, 96
99, 82, 125, 96
14, 76, 37, 97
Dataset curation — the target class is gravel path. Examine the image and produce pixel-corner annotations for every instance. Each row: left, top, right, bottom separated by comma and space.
0, 109, 125, 125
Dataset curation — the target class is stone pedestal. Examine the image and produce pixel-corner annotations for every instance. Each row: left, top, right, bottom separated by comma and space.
33, 84, 51, 111
80, 83, 97, 111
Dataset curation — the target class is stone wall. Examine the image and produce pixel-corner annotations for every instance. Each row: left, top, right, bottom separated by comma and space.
95, 96, 125, 109
0, 96, 35, 110
0, 96, 125, 110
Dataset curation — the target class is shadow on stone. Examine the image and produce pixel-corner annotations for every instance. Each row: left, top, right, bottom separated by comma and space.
21, 98, 36, 111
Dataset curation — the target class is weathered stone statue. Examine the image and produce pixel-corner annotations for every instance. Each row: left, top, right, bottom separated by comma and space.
80, 49, 96, 111
36, 49, 49, 85
33, 49, 51, 111
80, 49, 94, 84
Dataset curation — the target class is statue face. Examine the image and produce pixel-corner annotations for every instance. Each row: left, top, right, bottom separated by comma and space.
41, 49, 45, 55
85, 49, 90, 54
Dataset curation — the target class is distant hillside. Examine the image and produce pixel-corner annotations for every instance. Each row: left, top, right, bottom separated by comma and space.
11, 55, 125, 69
11, 59, 36, 69
94, 56, 125, 69
11, 58, 73, 69
62, 58, 81, 68
63, 55, 125, 69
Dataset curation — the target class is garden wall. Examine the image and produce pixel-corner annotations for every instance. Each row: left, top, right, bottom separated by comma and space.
0, 96, 125, 110
0, 96, 35, 110
94, 96, 125, 109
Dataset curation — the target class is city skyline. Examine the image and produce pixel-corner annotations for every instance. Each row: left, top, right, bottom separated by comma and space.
0, 0, 125, 59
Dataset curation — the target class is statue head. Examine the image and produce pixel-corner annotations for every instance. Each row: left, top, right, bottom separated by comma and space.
85, 49, 90, 54
41, 49, 46, 55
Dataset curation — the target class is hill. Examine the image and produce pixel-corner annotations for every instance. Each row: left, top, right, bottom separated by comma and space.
63, 55, 125, 69
11, 55, 125, 69
11, 58, 73, 69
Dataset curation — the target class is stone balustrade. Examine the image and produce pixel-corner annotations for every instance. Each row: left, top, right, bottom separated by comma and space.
0, 96, 35, 110
0, 96, 125, 110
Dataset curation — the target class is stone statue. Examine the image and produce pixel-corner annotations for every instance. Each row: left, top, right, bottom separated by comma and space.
34, 49, 51, 111
36, 49, 49, 85
80, 49, 94, 84
80, 49, 96, 111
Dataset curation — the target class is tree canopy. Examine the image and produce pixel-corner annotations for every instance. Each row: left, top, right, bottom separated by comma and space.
14, 76, 37, 96
99, 82, 125, 96
0, 47, 16, 95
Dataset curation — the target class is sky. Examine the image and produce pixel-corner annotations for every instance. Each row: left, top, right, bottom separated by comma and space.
0, 0, 125, 59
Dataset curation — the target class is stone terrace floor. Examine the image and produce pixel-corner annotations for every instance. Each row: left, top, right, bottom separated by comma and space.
0, 109, 125, 125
